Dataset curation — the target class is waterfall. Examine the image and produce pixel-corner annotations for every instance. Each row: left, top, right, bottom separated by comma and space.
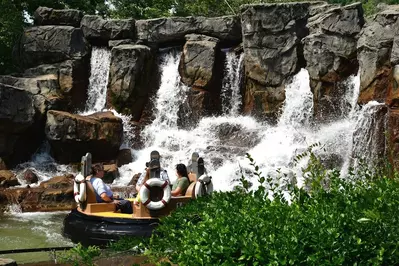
221, 52, 244, 115
84, 47, 111, 114
349, 101, 387, 171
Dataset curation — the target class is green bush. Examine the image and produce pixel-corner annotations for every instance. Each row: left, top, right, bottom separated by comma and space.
145, 151, 399, 265
58, 243, 101, 266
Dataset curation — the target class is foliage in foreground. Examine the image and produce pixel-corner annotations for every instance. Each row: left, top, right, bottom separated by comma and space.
58, 243, 101, 266
144, 152, 399, 265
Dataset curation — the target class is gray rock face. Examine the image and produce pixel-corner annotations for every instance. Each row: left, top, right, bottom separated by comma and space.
0, 60, 89, 112
0, 84, 41, 166
34, 6, 83, 27
16, 26, 89, 69
0, 84, 35, 133
107, 45, 156, 121
241, 2, 310, 118
179, 34, 220, 91
357, 9, 399, 104
81, 15, 135, 45
136, 16, 241, 45
303, 3, 364, 121
45, 110, 123, 163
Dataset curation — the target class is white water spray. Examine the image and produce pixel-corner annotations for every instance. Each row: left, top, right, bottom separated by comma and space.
221, 52, 244, 115
84, 47, 111, 114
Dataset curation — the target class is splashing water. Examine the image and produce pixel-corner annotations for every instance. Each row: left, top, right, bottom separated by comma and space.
116, 49, 380, 192
14, 142, 75, 187
221, 52, 244, 116
83, 47, 111, 114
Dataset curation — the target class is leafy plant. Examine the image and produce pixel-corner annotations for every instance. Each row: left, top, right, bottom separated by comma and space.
58, 243, 101, 266
142, 144, 399, 265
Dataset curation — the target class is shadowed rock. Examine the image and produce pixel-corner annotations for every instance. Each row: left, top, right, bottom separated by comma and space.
81, 15, 135, 46
107, 44, 157, 121
15, 26, 89, 69
136, 16, 241, 46
45, 110, 123, 164
34, 6, 83, 27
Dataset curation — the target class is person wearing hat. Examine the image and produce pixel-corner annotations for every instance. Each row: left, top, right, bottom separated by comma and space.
135, 151, 170, 194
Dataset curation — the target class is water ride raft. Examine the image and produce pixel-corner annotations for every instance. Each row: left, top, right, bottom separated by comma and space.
63, 152, 213, 247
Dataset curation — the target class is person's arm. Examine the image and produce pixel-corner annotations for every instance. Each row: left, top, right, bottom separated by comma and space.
136, 168, 149, 192
94, 179, 115, 203
171, 186, 182, 196
100, 192, 113, 202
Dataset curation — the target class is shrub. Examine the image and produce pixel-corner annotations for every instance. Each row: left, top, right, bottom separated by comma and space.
145, 150, 399, 265
58, 243, 101, 266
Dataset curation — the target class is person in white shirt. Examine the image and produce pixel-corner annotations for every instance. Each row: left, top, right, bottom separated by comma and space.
90, 163, 133, 214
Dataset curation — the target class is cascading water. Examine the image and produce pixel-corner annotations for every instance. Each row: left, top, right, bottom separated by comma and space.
83, 47, 111, 114
118, 57, 381, 193
221, 52, 244, 116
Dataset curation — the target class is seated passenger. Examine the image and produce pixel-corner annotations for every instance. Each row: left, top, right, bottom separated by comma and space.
136, 154, 170, 194
90, 163, 133, 214
171, 164, 190, 196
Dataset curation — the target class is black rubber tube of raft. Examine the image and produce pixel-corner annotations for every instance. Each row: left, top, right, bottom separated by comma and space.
0, 246, 73, 255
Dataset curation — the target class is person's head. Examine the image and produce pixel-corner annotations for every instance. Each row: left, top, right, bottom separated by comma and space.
176, 163, 188, 178
91, 163, 104, 178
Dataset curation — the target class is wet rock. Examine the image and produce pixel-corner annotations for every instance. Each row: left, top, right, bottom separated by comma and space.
303, 3, 364, 121
0, 187, 75, 212
34, 6, 83, 27
0, 83, 43, 167
128, 173, 141, 187
81, 15, 135, 46
136, 16, 241, 45
0, 171, 20, 188
178, 89, 222, 128
108, 39, 135, 48
357, 8, 399, 104
0, 158, 7, 170
39, 174, 74, 189
45, 110, 123, 164
103, 164, 119, 184
107, 45, 157, 121
15, 26, 89, 69
23, 169, 39, 184
117, 149, 133, 167
179, 34, 221, 91
241, 2, 310, 118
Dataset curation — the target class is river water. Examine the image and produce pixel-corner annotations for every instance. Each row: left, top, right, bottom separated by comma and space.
0, 210, 72, 263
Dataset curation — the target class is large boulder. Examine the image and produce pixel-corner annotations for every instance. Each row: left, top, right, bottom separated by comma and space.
45, 110, 123, 164
179, 34, 222, 91
107, 45, 157, 121
240, 2, 310, 118
0, 59, 89, 112
178, 90, 222, 128
0, 84, 42, 167
34, 6, 83, 27
39, 174, 74, 189
303, 3, 364, 120
0, 170, 20, 188
15, 26, 89, 69
357, 8, 399, 104
136, 16, 241, 46
81, 15, 135, 46
0, 187, 75, 212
